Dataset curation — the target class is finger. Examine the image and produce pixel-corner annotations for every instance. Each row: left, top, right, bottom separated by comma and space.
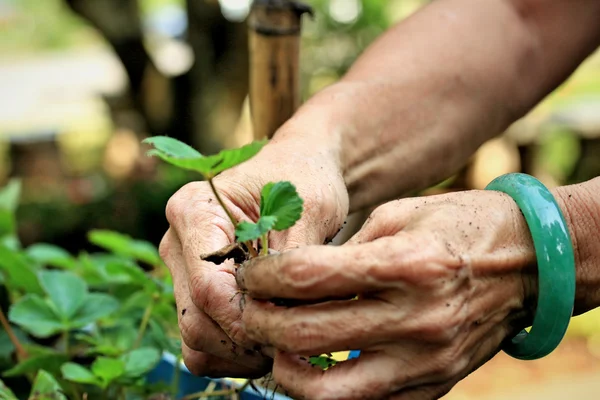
271, 350, 405, 400
237, 235, 451, 300
182, 344, 271, 379
161, 229, 267, 368
167, 190, 259, 348
242, 298, 404, 354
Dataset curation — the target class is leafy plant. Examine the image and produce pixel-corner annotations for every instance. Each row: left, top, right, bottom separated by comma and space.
143, 136, 304, 257
0, 181, 180, 399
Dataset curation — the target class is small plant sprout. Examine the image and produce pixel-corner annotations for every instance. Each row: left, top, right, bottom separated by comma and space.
143, 136, 304, 258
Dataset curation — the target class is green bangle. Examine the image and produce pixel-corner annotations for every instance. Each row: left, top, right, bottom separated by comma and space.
485, 173, 575, 360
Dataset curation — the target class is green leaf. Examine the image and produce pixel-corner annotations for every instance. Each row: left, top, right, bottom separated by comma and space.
0, 379, 18, 400
70, 293, 120, 328
0, 235, 21, 251
88, 230, 161, 266
260, 181, 304, 231
308, 355, 337, 370
8, 295, 64, 338
39, 271, 87, 320
235, 216, 277, 242
142, 136, 202, 158
28, 370, 67, 400
145, 136, 267, 177
0, 244, 43, 295
92, 357, 125, 387
26, 244, 75, 269
0, 180, 21, 212
0, 211, 15, 238
3, 353, 68, 377
104, 261, 150, 286
120, 347, 161, 378
61, 363, 101, 386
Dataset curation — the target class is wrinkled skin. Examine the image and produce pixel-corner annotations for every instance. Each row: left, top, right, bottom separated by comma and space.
159, 140, 349, 377
236, 191, 538, 399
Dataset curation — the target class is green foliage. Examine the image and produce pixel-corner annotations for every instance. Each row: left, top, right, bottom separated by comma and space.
28, 370, 67, 400
260, 182, 304, 231
9, 271, 120, 338
26, 244, 75, 270
235, 182, 303, 243
0, 244, 43, 295
309, 355, 338, 370
88, 230, 161, 266
0, 379, 17, 400
235, 216, 277, 243
144, 136, 267, 178
61, 348, 160, 389
4, 353, 68, 378
38, 271, 87, 320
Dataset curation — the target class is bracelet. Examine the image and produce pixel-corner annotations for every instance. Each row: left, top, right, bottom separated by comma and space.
485, 173, 576, 360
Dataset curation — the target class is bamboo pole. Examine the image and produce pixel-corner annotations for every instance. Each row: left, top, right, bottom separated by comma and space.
248, 0, 312, 140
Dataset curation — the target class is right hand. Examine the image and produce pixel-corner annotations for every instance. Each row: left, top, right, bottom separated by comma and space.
159, 132, 349, 378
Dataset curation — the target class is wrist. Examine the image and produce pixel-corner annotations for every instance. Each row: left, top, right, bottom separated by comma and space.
552, 178, 600, 315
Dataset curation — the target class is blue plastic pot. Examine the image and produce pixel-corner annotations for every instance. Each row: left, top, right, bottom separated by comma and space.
146, 353, 292, 400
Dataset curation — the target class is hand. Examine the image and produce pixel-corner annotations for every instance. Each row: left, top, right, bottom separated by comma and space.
237, 190, 538, 399
159, 134, 349, 377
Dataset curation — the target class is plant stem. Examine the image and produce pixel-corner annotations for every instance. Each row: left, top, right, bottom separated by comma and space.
208, 178, 238, 227
208, 178, 259, 258
133, 297, 155, 349
0, 307, 27, 361
260, 233, 269, 256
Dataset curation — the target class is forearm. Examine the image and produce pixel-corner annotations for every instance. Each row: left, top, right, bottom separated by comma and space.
277, 0, 600, 212
553, 177, 600, 315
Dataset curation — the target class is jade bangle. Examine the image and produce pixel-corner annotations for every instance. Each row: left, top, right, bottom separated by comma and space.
485, 173, 575, 360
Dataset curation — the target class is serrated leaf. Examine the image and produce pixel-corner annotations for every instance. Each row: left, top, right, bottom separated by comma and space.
0, 180, 21, 212
70, 293, 120, 328
8, 295, 64, 338
26, 244, 75, 269
235, 216, 277, 242
88, 230, 161, 266
28, 370, 67, 400
39, 271, 87, 321
142, 136, 202, 158
260, 181, 304, 231
145, 137, 267, 177
120, 347, 161, 378
0, 244, 43, 295
0, 379, 17, 400
92, 357, 125, 387
61, 363, 101, 386
3, 354, 68, 378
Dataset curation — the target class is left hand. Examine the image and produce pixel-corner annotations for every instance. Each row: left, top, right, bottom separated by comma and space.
237, 190, 538, 400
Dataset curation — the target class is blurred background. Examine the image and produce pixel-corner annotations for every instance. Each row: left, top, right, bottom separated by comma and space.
0, 0, 599, 398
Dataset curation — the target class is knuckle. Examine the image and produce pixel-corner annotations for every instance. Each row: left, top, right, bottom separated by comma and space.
433, 348, 469, 379
179, 315, 206, 351
165, 181, 205, 224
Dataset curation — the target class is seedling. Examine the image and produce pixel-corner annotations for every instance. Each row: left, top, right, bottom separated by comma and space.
144, 137, 340, 372
143, 137, 304, 259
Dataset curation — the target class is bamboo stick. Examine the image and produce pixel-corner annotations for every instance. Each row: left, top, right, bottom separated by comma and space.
248, 0, 312, 139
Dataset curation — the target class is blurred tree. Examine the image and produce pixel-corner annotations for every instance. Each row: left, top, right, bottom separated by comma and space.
63, 0, 249, 153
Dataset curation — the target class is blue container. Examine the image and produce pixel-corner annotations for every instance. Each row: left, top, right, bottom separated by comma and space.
146, 353, 292, 400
